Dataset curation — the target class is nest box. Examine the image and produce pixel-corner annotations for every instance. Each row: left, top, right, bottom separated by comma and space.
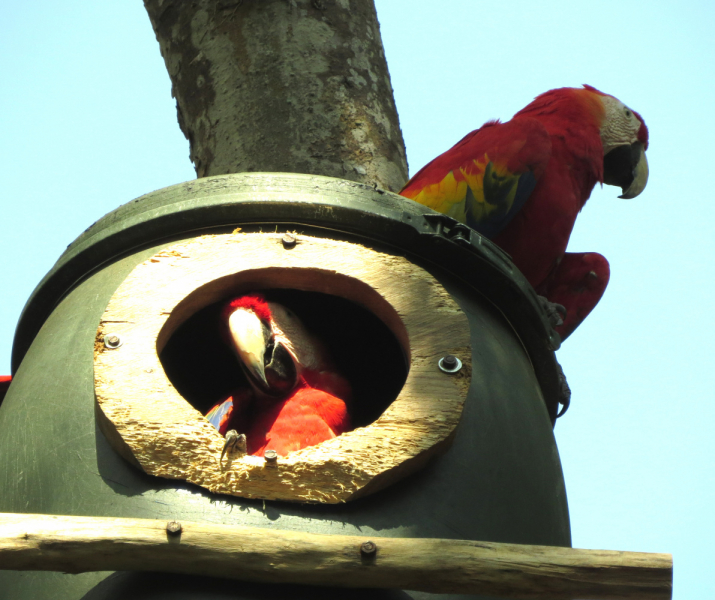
0, 173, 571, 599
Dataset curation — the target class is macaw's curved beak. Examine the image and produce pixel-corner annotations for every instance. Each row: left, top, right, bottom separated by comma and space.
603, 141, 649, 199
227, 307, 270, 388
226, 306, 298, 395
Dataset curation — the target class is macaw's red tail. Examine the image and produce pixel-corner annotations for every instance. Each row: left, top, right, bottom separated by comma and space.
537, 252, 610, 341
0, 375, 11, 403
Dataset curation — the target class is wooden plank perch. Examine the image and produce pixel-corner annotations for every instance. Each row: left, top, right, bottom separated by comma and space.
0, 513, 671, 600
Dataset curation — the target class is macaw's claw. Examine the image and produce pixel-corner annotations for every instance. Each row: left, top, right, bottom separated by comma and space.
556, 362, 571, 418
538, 296, 567, 328
221, 429, 247, 460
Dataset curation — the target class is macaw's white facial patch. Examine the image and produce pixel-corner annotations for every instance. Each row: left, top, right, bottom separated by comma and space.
228, 307, 269, 386
599, 95, 645, 155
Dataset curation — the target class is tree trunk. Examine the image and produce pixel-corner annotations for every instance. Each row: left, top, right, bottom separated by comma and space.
143, 0, 409, 192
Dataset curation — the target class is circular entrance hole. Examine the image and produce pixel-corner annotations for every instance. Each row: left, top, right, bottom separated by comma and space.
160, 290, 408, 431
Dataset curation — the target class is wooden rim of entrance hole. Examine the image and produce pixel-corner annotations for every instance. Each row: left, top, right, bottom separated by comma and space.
94, 233, 471, 503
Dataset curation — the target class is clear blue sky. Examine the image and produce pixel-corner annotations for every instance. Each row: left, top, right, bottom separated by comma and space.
2, 2, 713, 598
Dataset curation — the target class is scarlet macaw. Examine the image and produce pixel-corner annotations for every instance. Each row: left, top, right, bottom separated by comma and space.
206, 294, 352, 457
400, 85, 649, 340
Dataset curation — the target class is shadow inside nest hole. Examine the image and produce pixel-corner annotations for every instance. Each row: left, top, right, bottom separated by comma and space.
160, 289, 409, 431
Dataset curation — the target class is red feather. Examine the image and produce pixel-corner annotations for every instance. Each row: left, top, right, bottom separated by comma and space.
207, 375, 351, 457
244, 384, 351, 456
536, 252, 610, 340
492, 89, 606, 286
0, 375, 11, 404
221, 294, 271, 323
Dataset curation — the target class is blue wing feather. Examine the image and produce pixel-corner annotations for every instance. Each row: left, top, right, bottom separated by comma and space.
206, 398, 234, 433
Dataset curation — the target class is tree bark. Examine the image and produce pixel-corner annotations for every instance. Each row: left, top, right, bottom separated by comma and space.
143, 0, 409, 192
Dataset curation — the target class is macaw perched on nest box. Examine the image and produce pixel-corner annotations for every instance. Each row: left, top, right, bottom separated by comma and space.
400, 85, 649, 340
206, 294, 352, 457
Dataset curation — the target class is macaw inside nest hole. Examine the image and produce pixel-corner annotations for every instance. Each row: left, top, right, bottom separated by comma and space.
159, 289, 408, 431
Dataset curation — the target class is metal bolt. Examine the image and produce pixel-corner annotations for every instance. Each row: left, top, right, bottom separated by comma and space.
103, 334, 123, 349
360, 541, 377, 557
442, 355, 457, 369
166, 521, 182, 535
438, 354, 462, 374
264, 449, 278, 463
282, 233, 297, 248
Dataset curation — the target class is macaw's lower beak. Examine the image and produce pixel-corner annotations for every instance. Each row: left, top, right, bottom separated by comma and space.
603, 141, 649, 199
264, 341, 297, 395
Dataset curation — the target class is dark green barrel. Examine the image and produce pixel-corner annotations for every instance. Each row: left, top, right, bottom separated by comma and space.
0, 173, 570, 600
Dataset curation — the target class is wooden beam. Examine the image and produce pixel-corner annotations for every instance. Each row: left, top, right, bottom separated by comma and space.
0, 513, 671, 600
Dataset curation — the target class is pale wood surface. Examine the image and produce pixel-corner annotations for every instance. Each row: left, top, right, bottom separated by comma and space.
0, 512, 672, 600
94, 233, 471, 503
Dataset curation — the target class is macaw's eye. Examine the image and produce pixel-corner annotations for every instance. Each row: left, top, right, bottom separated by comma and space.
625, 108, 632, 117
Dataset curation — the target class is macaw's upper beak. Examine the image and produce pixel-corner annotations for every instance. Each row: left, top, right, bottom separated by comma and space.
603, 141, 649, 199
226, 306, 298, 396
227, 307, 270, 389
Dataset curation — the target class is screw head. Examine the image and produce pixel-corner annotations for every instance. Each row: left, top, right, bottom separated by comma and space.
166, 521, 182, 535
103, 334, 123, 349
264, 449, 278, 463
360, 540, 377, 557
442, 355, 457, 368
282, 233, 297, 248
438, 354, 462, 373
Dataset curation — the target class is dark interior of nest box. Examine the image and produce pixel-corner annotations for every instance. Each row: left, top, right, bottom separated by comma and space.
159, 290, 408, 429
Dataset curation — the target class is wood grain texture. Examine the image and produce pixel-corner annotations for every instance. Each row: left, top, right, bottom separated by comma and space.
94, 233, 471, 503
0, 512, 672, 600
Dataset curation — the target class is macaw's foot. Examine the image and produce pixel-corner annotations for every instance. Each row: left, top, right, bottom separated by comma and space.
537, 296, 566, 328
221, 430, 247, 460
537, 252, 610, 341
